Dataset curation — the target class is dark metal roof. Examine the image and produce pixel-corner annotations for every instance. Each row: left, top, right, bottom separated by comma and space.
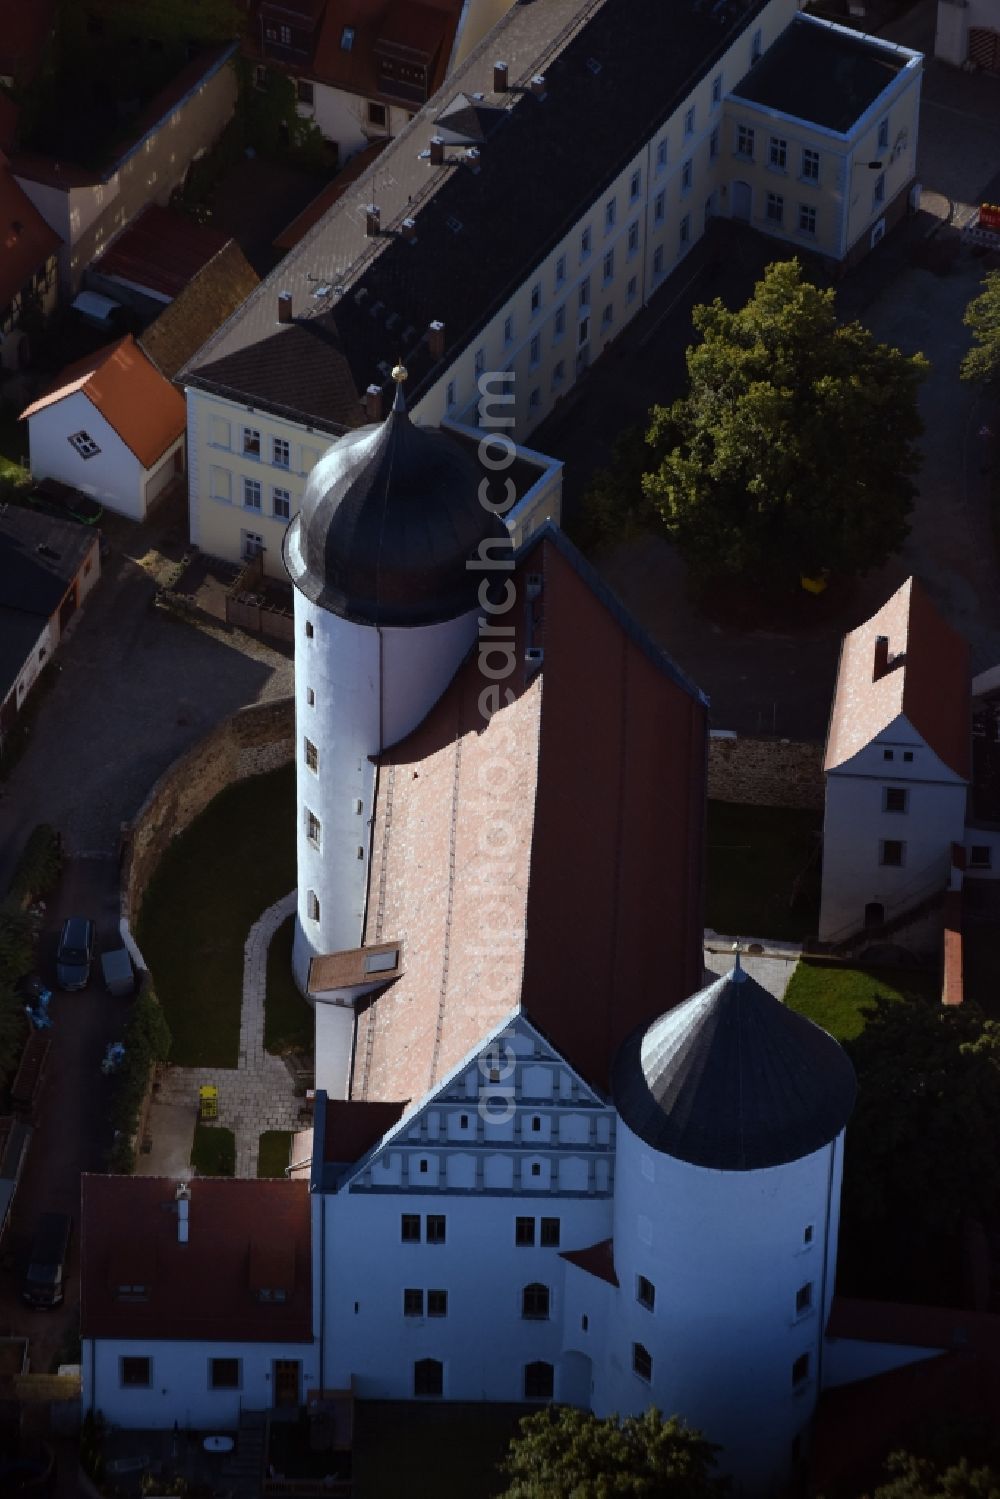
434, 93, 506, 143
612, 960, 856, 1171
282, 381, 508, 625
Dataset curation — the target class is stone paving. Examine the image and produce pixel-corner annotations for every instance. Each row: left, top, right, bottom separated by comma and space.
151, 890, 306, 1179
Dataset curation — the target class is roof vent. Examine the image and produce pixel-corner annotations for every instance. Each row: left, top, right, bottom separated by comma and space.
493, 60, 508, 92
525, 646, 544, 673
530, 74, 547, 98
428, 320, 445, 358
277, 290, 293, 323
586, 57, 602, 75
401, 216, 417, 242
446, 215, 463, 234
365, 204, 381, 237
36, 543, 60, 560
354, 287, 370, 307
430, 136, 445, 166
365, 383, 384, 421
873, 634, 890, 681
464, 148, 481, 172
310, 284, 332, 299
526, 572, 542, 600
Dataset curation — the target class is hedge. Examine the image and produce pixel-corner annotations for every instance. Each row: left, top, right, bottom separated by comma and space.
108, 987, 172, 1174
5, 823, 62, 908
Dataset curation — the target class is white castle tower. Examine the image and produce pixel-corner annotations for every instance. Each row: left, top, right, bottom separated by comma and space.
603, 957, 857, 1495
282, 367, 508, 1003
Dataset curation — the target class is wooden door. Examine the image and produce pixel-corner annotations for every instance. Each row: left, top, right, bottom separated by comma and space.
273, 1359, 300, 1408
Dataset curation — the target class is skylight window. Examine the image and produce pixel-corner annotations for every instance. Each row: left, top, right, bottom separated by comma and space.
341, 26, 355, 50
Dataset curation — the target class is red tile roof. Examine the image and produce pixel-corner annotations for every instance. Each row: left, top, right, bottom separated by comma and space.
826, 577, 970, 779
93, 206, 230, 302
311, 0, 462, 104
80, 1175, 313, 1343
0, 156, 60, 311
351, 531, 706, 1109
828, 1296, 1000, 1355
560, 1239, 619, 1287
20, 335, 186, 470
324, 1097, 407, 1163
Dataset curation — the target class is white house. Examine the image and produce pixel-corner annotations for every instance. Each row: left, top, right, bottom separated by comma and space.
20, 335, 186, 522
935, 0, 1000, 71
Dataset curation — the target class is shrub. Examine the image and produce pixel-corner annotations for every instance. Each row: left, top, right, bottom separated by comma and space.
108, 986, 172, 1173
5, 823, 62, 907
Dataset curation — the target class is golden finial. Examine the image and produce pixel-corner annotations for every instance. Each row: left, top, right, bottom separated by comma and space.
392, 362, 408, 384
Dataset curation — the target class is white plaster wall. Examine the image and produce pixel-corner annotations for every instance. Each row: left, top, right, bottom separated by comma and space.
820, 720, 968, 940
144, 436, 184, 508
3, 619, 52, 729
604, 1117, 844, 1496
934, 0, 997, 66
84, 1336, 319, 1428
823, 1338, 945, 1388
27, 391, 145, 519
308, 85, 410, 163
318, 1188, 613, 1399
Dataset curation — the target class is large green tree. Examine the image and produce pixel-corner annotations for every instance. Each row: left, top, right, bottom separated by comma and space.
498, 1407, 727, 1498
642, 259, 928, 586
961, 271, 1000, 386
866, 1452, 1000, 1497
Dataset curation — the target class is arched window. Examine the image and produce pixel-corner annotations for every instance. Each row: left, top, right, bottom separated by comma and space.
414, 1358, 442, 1397
521, 1283, 550, 1320
524, 1361, 553, 1399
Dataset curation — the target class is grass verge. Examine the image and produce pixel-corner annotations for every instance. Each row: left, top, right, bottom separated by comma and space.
706, 800, 821, 942
265, 915, 314, 1055
784, 959, 938, 1042
136, 764, 296, 1067
191, 1123, 236, 1176
258, 1129, 293, 1179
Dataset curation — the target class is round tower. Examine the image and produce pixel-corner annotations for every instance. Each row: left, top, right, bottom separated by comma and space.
282, 367, 508, 1004
606, 958, 857, 1495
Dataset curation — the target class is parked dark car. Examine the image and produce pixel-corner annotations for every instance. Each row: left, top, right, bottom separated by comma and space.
21, 1213, 72, 1308
55, 916, 95, 991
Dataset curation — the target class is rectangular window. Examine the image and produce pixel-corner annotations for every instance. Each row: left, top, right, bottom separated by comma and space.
280, 23, 292, 43
579, 276, 591, 309
305, 809, 321, 847
540, 1217, 560, 1247
403, 1288, 423, 1316
121, 1356, 151, 1388
679, 214, 690, 247
709, 126, 719, 160
877, 117, 889, 150
883, 748, 894, 761
654, 190, 665, 224
242, 427, 261, 456
636, 1274, 655, 1310
401, 1214, 421, 1242
524, 1361, 554, 1399
305, 621, 314, 639
272, 437, 290, 468
426, 1215, 446, 1244
792, 1353, 810, 1387
874, 172, 886, 206
554, 304, 566, 339
751, 28, 762, 63
712, 73, 722, 106
769, 137, 787, 170
368, 101, 387, 127
804, 1224, 814, 1245
736, 124, 754, 159
446, 380, 455, 409
970, 845, 993, 869
626, 275, 637, 303
530, 282, 541, 315
681, 159, 692, 192
601, 303, 613, 328
474, 348, 484, 378
209, 1358, 240, 1389
306, 687, 315, 705
801, 148, 820, 182
653, 246, 664, 276
879, 839, 905, 867
883, 787, 908, 813
529, 333, 540, 365
798, 205, 816, 236
684, 106, 695, 138
604, 198, 616, 230
629, 169, 641, 201
307, 890, 319, 921
243, 477, 262, 510
529, 387, 541, 410
297, 79, 314, 106
551, 360, 565, 388
580, 226, 592, 259
795, 1283, 813, 1316
503, 315, 513, 345
272, 487, 291, 520
242, 530, 264, 560
515, 1216, 535, 1246
555, 254, 566, 287
304, 738, 318, 772
903, 751, 913, 762
68, 430, 100, 459
633, 1343, 652, 1381
627, 220, 639, 254
766, 193, 784, 226
656, 139, 667, 171
414, 1359, 442, 1396
427, 1289, 448, 1317
578, 316, 590, 346
602, 249, 614, 283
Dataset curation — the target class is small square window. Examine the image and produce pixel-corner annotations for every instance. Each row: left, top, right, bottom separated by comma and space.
792, 1353, 810, 1386
540, 1217, 560, 1247
242, 427, 260, 457
883, 748, 894, 761
341, 25, 355, 49
426, 1215, 446, 1244
68, 430, 101, 459
970, 845, 993, 869
209, 1357, 240, 1389
524, 1361, 554, 1399
401, 1214, 421, 1242
636, 1274, 655, 1310
427, 1289, 448, 1317
368, 101, 387, 128
121, 1356, 151, 1388
795, 1283, 813, 1316
530, 1161, 541, 1176
515, 1216, 535, 1246
459, 1114, 469, 1128
633, 1343, 652, 1381
883, 787, 907, 813
403, 1288, 423, 1316
903, 751, 914, 762
880, 839, 905, 867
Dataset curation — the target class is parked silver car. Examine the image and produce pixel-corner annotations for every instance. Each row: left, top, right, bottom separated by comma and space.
55, 917, 95, 991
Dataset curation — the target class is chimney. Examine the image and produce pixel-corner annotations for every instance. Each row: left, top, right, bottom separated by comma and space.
530, 74, 546, 98
277, 290, 292, 323
465, 148, 481, 172
493, 60, 508, 92
365, 383, 384, 421
430, 136, 444, 166
175, 1182, 190, 1244
428, 319, 445, 359
365, 204, 381, 237
401, 216, 417, 241
873, 634, 889, 681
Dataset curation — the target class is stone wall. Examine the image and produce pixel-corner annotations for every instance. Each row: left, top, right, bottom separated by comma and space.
708, 733, 825, 811
122, 696, 294, 931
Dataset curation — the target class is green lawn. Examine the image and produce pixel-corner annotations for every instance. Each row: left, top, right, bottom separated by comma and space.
784, 959, 939, 1042
136, 764, 296, 1066
258, 1129, 293, 1178
191, 1123, 236, 1177
0, 406, 29, 481
705, 801, 821, 942
265, 915, 314, 1055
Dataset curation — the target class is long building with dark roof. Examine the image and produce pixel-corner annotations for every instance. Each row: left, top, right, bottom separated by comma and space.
182, 0, 922, 575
